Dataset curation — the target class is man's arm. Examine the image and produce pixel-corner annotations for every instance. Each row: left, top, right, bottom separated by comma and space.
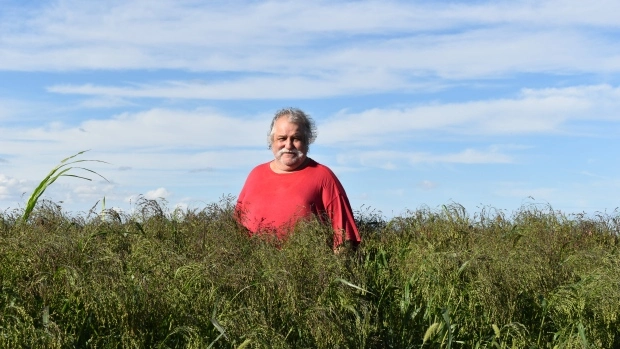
321, 174, 361, 249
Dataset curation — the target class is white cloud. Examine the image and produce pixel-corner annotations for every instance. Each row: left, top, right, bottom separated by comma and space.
0, 103, 13, 121
72, 182, 116, 198
46, 71, 415, 100
580, 171, 607, 179
435, 148, 512, 164
337, 147, 512, 169
0, 84, 617, 183
76, 96, 136, 109
0, 108, 268, 154
319, 84, 620, 145
0, 0, 618, 79
0, 98, 36, 122
419, 180, 438, 190
0, 174, 28, 200
144, 187, 171, 200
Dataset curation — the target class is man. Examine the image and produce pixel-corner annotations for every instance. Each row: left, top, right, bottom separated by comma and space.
236, 108, 361, 250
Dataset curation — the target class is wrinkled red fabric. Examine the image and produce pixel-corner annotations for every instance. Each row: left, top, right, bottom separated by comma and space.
236, 158, 361, 248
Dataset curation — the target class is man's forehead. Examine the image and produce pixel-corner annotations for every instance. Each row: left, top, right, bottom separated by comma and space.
274, 118, 301, 133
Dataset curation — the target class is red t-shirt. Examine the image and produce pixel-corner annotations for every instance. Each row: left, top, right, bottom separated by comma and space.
236, 158, 361, 247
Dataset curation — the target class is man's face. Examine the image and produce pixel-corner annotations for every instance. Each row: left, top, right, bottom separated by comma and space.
271, 116, 307, 171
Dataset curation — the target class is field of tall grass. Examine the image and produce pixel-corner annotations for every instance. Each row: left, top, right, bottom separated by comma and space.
2, 195, 619, 348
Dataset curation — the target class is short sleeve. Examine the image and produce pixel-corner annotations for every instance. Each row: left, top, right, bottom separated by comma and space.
321, 173, 361, 248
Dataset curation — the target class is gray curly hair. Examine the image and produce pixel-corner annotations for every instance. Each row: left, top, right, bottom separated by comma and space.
267, 108, 317, 149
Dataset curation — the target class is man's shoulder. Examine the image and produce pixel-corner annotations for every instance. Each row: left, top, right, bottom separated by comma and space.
305, 159, 338, 179
248, 161, 271, 173
244, 162, 272, 181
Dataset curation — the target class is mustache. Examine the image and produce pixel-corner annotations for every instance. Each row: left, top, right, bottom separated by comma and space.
277, 149, 303, 157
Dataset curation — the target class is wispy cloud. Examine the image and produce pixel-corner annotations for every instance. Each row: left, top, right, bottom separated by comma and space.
0, 108, 267, 153
337, 147, 512, 169
46, 72, 418, 100
320, 84, 620, 145
1, 84, 617, 174
1, 1, 619, 77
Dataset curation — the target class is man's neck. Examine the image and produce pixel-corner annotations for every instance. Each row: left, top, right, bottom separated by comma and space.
270, 157, 310, 173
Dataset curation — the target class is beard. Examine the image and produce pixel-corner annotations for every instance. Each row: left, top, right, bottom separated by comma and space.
276, 148, 305, 166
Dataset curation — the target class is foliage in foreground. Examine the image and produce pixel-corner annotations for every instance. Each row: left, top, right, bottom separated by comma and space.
1, 198, 619, 348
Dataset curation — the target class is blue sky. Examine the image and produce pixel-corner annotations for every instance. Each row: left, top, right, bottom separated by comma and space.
1, 0, 620, 218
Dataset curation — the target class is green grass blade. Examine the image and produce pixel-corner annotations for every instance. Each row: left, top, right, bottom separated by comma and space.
334, 278, 374, 295
22, 150, 109, 222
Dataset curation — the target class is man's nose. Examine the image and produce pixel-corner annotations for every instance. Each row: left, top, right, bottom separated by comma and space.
285, 138, 294, 149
